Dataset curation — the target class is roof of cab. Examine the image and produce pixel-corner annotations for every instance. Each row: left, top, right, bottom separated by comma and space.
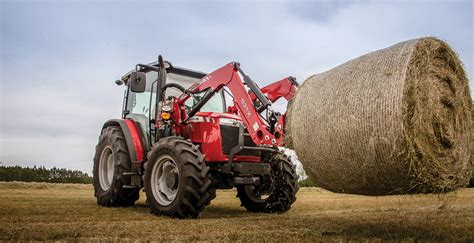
121, 60, 207, 81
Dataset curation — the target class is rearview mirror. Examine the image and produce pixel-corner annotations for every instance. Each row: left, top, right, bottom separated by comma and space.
129, 71, 146, 93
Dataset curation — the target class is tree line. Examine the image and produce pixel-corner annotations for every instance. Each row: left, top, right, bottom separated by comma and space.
0, 163, 315, 186
0, 165, 92, 184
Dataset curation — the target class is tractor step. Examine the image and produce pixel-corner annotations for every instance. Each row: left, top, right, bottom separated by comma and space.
122, 171, 143, 188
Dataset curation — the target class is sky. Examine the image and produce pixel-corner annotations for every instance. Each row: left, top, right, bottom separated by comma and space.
0, 0, 473, 174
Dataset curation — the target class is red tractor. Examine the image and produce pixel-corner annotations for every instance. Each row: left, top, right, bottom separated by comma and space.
93, 55, 299, 218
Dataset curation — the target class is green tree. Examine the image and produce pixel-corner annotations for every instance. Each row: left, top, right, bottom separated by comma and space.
0, 165, 92, 184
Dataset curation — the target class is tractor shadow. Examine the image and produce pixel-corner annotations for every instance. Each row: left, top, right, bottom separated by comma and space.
133, 202, 258, 219
201, 205, 267, 219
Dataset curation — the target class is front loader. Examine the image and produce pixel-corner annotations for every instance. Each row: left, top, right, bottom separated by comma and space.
93, 55, 299, 218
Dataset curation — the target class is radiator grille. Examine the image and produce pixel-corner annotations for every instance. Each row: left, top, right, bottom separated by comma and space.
220, 125, 260, 157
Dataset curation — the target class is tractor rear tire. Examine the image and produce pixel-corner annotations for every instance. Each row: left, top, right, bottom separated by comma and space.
237, 152, 299, 213
93, 126, 140, 206
144, 137, 215, 218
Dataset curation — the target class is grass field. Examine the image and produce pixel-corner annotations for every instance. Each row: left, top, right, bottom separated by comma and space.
0, 182, 473, 241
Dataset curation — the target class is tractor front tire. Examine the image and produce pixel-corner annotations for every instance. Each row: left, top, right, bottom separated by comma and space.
144, 137, 215, 218
237, 152, 299, 213
93, 126, 140, 207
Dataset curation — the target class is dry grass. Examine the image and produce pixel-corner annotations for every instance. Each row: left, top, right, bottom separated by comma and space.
0, 182, 473, 241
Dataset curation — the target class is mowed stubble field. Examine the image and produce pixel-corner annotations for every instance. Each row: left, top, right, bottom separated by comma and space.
0, 182, 473, 241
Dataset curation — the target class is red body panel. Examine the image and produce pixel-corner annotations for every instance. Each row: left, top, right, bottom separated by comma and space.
249, 77, 297, 103
178, 63, 283, 147
124, 119, 144, 162
249, 77, 297, 144
145, 62, 298, 164
182, 112, 260, 163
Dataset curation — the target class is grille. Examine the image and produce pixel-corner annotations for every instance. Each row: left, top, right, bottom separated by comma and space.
220, 125, 260, 157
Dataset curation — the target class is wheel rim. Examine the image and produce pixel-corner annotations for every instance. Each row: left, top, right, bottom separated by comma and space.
151, 155, 180, 206
99, 146, 114, 191
244, 173, 273, 202
244, 185, 271, 202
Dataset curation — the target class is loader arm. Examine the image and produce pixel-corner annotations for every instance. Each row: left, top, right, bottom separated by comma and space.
177, 62, 284, 146
250, 76, 299, 103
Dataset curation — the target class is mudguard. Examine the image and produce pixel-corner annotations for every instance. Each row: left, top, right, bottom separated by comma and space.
101, 119, 146, 163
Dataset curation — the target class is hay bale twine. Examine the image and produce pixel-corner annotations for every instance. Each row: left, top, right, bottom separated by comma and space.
288, 37, 472, 195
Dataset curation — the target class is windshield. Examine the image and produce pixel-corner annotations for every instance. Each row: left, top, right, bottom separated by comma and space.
184, 91, 225, 113
146, 71, 224, 113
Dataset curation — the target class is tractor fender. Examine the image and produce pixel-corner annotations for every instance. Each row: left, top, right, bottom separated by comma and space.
101, 119, 145, 163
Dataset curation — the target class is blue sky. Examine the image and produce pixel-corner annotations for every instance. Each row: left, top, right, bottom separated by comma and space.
0, 0, 472, 173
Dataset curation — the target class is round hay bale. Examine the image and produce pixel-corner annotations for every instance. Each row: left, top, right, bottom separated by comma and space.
288, 37, 472, 195
284, 100, 295, 150
470, 102, 474, 187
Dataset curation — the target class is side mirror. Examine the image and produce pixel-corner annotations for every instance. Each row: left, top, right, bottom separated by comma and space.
129, 71, 146, 93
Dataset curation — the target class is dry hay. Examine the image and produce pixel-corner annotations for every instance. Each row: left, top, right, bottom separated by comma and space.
0, 181, 91, 190
285, 99, 295, 149
288, 37, 472, 195
471, 102, 474, 186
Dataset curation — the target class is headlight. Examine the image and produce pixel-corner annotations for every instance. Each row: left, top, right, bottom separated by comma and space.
220, 118, 241, 126
162, 105, 172, 112
188, 116, 205, 123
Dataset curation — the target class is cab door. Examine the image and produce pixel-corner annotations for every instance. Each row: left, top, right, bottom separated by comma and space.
124, 72, 157, 149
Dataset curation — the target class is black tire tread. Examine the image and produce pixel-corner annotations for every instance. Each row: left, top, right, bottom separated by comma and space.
144, 137, 216, 218
93, 126, 140, 207
237, 152, 299, 213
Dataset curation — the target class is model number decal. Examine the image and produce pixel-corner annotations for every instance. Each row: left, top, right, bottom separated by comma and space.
240, 98, 252, 117
253, 122, 259, 131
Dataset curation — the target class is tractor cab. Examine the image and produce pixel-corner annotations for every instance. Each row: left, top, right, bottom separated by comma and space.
118, 58, 227, 150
